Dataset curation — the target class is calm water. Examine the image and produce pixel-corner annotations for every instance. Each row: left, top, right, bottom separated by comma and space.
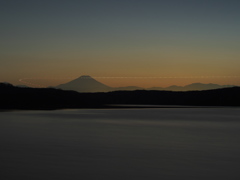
1, 108, 240, 180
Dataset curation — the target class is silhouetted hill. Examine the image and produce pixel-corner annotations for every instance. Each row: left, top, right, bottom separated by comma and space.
56, 75, 113, 92
0, 82, 240, 110
16, 84, 29, 88
0, 82, 103, 109
0, 82, 14, 88
102, 87, 240, 106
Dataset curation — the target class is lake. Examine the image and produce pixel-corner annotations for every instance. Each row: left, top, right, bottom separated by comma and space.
1, 108, 240, 180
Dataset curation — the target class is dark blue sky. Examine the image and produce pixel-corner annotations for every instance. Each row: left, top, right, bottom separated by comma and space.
1, 0, 240, 87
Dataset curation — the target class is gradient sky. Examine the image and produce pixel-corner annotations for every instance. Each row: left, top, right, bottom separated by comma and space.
1, 0, 240, 87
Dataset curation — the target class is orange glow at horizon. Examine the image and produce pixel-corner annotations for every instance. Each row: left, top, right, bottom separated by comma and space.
18, 76, 240, 89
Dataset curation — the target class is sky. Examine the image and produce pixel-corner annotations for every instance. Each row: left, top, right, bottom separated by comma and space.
1, 0, 240, 87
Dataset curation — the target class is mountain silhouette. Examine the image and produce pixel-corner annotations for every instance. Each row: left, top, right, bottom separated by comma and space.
56, 75, 113, 92
114, 83, 235, 91
114, 86, 144, 91
182, 83, 232, 91
148, 83, 235, 91
56, 76, 236, 92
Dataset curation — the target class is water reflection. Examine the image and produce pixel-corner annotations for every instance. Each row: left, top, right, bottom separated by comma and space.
1, 108, 240, 180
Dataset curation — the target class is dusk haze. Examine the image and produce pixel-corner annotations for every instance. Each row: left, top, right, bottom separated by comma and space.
1, 0, 240, 87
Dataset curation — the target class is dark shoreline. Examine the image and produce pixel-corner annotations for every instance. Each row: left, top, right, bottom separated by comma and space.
1, 83, 240, 110
1, 105, 239, 112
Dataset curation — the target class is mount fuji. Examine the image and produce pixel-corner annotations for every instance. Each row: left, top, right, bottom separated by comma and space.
56, 75, 113, 92
56, 75, 236, 92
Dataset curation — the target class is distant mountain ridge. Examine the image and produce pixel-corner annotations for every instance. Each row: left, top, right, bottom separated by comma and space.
55, 75, 236, 92
147, 83, 234, 91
